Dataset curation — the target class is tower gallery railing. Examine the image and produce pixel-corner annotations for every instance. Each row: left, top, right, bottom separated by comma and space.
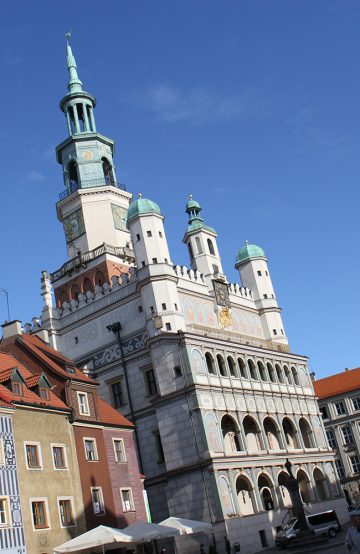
58, 178, 126, 200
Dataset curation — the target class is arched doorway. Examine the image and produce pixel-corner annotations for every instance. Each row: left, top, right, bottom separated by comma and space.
258, 474, 275, 511
236, 475, 256, 515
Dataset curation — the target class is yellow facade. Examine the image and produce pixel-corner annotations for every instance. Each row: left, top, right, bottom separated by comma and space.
13, 406, 86, 554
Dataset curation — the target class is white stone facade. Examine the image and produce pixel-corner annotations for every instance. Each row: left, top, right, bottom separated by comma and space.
32, 42, 349, 553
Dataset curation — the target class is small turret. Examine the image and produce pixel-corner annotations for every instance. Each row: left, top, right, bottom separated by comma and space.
235, 241, 287, 344
127, 194, 185, 337
183, 196, 223, 280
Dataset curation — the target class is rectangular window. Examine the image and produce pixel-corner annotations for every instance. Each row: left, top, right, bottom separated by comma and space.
120, 488, 135, 512
136, 234, 140, 242
353, 398, 360, 411
342, 426, 354, 445
31, 499, 49, 529
84, 439, 98, 461
320, 406, 329, 420
350, 455, 360, 474
263, 294, 268, 299
0, 497, 10, 527
273, 329, 277, 335
161, 303, 167, 310
52, 445, 67, 469
58, 498, 75, 527
154, 431, 165, 463
159, 231, 163, 238
77, 392, 90, 415
91, 487, 105, 514
326, 430, 337, 449
113, 439, 126, 463
111, 381, 124, 408
165, 323, 172, 331
147, 231, 152, 237
335, 459, 345, 478
335, 401, 346, 415
257, 271, 262, 276
152, 258, 158, 264
145, 369, 157, 396
25, 443, 42, 469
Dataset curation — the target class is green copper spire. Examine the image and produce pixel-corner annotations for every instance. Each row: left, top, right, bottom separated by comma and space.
66, 32, 83, 93
185, 195, 216, 235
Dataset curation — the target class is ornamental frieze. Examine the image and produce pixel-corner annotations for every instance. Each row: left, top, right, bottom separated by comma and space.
93, 331, 149, 368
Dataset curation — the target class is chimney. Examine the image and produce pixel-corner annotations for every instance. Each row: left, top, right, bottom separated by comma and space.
345, 367, 349, 372
31, 329, 49, 344
1, 320, 22, 339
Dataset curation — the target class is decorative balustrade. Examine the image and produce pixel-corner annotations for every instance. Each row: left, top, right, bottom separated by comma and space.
50, 243, 134, 282
58, 178, 126, 200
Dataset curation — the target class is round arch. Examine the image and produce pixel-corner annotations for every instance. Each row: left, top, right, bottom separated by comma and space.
313, 467, 328, 500
263, 416, 282, 450
217, 354, 227, 377
299, 417, 315, 448
95, 270, 106, 287
205, 352, 216, 375
247, 359, 258, 380
258, 473, 275, 511
82, 278, 93, 294
237, 358, 247, 379
297, 468, 312, 504
236, 475, 256, 515
243, 415, 263, 451
278, 471, 292, 508
221, 414, 242, 452
282, 417, 300, 449
257, 361, 267, 381
227, 356, 237, 378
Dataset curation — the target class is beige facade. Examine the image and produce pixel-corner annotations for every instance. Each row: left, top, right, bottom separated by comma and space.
13, 406, 86, 554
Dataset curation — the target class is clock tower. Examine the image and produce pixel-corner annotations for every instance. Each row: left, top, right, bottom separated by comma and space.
49, 35, 134, 309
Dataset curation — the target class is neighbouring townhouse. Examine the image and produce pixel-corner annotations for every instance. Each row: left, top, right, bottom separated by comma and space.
0, 320, 147, 554
315, 367, 360, 508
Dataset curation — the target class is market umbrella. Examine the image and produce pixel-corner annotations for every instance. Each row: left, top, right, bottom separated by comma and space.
53, 525, 134, 553
122, 520, 181, 541
159, 517, 213, 535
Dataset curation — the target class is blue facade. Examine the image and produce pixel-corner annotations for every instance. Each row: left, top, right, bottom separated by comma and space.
0, 413, 26, 554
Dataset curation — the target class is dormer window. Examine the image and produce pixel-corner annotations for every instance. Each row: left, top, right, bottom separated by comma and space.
12, 382, 22, 396
39, 387, 49, 400
65, 366, 75, 374
77, 392, 90, 416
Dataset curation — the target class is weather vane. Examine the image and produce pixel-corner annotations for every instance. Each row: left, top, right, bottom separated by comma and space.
65, 31, 72, 44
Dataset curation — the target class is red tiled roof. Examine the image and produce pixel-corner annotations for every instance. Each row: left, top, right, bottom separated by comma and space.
314, 366, 360, 399
16, 335, 96, 385
0, 353, 69, 411
26, 374, 40, 388
97, 397, 133, 428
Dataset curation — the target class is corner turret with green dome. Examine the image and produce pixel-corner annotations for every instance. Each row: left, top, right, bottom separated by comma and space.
127, 194, 161, 223
183, 195, 223, 279
235, 241, 266, 266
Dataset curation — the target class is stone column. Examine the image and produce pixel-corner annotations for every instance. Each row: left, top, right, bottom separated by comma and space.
83, 102, 90, 132
228, 469, 241, 515
65, 111, 72, 135
72, 104, 80, 134
89, 107, 96, 132
250, 467, 263, 513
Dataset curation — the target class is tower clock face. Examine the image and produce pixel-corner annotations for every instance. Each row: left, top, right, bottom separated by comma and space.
64, 208, 85, 243
213, 280, 230, 307
111, 204, 128, 231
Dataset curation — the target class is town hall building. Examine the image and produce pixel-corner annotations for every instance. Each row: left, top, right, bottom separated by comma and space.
30, 37, 347, 553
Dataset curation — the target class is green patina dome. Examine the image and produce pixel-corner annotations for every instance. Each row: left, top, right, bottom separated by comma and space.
186, 197, 201, 211
236, 242, 266, 264
127, 196, 161, 221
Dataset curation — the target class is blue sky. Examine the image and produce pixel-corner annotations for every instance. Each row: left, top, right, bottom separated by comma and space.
0, 1, 359, 379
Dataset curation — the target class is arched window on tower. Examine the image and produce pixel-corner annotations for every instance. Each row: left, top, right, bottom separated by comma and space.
102, 157, 114, 186
221, 415, 241, 452
205, 353, 216, 375
95, 271, 105, 287
207, 238, 215, 256
195, 237, 203, 254
188, 242, 194, 262
68, 160, 79, 190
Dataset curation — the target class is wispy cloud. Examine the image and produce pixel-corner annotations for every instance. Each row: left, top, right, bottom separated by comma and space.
2, 49, 22, 67
285, 105, 356, 158
19, 170, 46, 184
125, 84, 267, 125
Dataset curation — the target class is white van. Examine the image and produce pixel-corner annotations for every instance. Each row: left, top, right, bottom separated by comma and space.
275, 510, 340, 547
